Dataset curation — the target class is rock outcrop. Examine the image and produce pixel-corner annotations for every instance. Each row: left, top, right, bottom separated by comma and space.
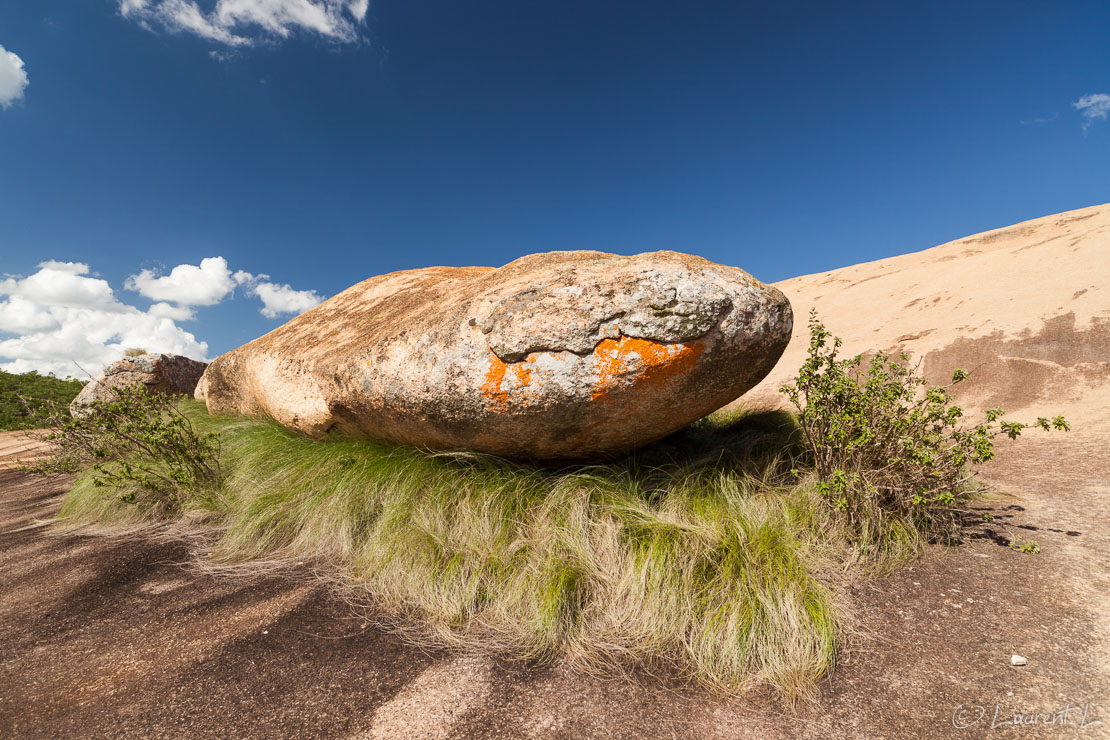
742, 202, 1110, 429
71, 354, 208, 415
197, 250, 792, 459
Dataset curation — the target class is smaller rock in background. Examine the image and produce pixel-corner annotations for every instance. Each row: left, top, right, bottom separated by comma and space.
70, 354, 208, 416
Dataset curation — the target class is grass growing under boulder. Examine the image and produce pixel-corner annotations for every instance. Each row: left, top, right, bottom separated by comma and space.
44, 316, 1066, 700
57, 401, 858, 699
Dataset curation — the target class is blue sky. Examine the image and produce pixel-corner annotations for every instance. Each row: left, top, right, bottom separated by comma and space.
0, 0, 1107, 376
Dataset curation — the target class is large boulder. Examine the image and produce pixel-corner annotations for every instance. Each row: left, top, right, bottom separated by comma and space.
71, 354, 208, 415
197, 251, 792, 460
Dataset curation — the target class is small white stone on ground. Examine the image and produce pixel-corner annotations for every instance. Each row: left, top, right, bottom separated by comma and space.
1011, 654, 1027, 666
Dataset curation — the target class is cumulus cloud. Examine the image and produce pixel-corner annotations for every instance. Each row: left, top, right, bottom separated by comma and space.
0, 256, 323, 376
126, 258, 323, 320
148, 301, 197, 321
0, 261, 208, 378
0, 296, 58, 335
0, 44, 29, 109
251, 281, 324, 318
1074, 93, 1110, 132
126, 256, 237, 307
118, 0, 368, 46
3, 261, 119, 310
232, 269, 323, 318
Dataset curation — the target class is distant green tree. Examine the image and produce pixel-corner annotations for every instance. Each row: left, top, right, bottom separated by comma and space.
0, 369, 85, 431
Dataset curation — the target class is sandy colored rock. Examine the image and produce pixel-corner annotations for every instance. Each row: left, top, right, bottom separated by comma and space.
4, 205, 1110, 738
361, 656, 493, 739
70, 354, 208, 415
0, 429, 53, 470
197, 250, 792, 459
741, 203, 1110, 428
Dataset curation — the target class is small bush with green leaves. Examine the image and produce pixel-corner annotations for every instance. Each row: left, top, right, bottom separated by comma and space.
31, 384, 221, 510
781, 310, 1069, 547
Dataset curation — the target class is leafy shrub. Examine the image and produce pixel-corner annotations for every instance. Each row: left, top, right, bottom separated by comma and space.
780, 311, 1068, 546
31, 384, 221, 510
123, 347, 148, 357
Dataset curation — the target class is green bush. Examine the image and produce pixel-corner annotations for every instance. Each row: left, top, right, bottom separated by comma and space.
31, 384, 221, 510
780, 310, 1068, 546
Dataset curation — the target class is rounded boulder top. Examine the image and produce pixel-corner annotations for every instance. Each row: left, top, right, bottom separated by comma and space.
71, 353, 209, 416
197, 250, 793, 460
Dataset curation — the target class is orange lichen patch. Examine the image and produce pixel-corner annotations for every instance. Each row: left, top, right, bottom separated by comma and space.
591, 336, 704, 401
481, 352, 509, 409
481, 351, 536, 410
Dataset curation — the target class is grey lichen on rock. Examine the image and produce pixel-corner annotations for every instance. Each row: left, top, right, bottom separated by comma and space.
476, 268, 735, 362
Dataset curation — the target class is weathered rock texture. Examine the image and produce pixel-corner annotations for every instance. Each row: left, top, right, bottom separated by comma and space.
71, 354, 208, 415
742, 202, 1110, 429
197, 251, 792, 459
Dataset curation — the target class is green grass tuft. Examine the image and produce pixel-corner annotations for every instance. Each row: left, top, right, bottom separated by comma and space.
55, 401, 928, 700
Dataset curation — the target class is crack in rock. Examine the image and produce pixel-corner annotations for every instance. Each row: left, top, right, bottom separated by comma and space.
476, 272, 734, 362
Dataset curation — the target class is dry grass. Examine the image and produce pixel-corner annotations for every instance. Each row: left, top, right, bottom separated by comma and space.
55, 401, 924, 700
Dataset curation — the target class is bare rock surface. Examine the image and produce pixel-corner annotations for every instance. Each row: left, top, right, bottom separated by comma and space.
0, 430, 52, 470
197, 250, 792, 459
360, 656, 493, 739
1, 432, 1107, 738
743, 202, 1110, 429
3, 206, 1109, 737
70, 354, 208, 415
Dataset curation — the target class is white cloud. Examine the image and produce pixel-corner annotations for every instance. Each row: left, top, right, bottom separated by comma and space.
158, 0, 251, 45
0, 256, 323, 376
1074, 93, 1110, 132
232, 268, 323, 317
3, 261, 118, 310
0, 263, 208, 378
37, 260, 92, 274
118, 0, 368, 46
251, 281, 323, 318
0, 44, 29, 109
0, 296, 58, 334
126, 256, 237, 307
1019, 112, 1058, 127
126, 257, 322, 319
148, 301, 197, 321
